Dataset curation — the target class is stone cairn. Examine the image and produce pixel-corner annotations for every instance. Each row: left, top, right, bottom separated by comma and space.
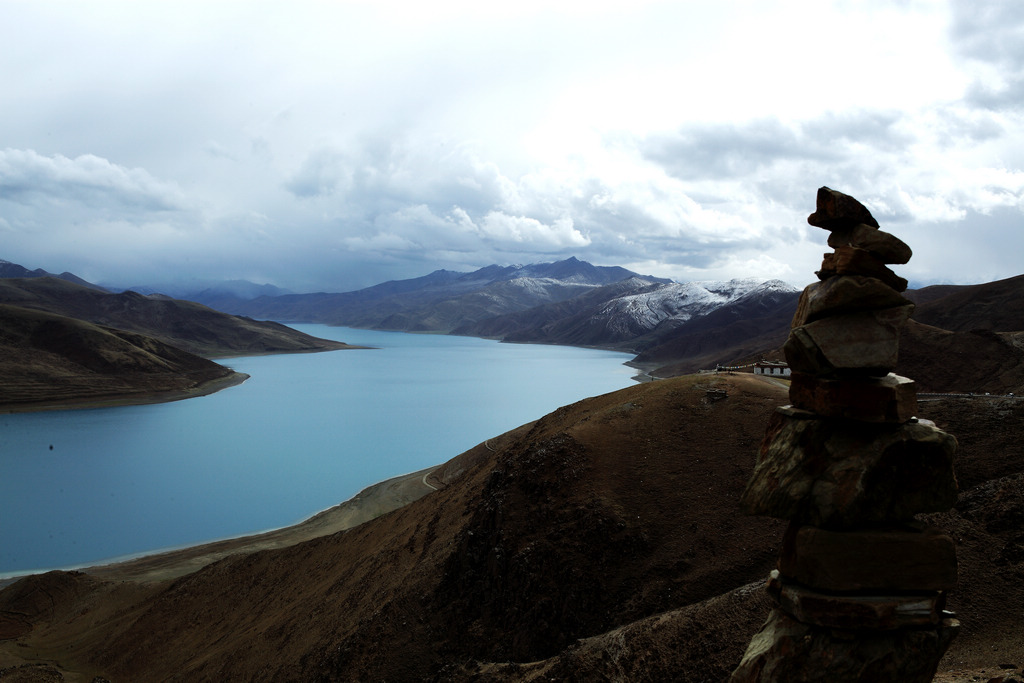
729, 187, 960, 682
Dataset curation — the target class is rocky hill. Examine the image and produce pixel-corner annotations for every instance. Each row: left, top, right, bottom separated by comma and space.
907, 273, 1024, 334
0, 277, 355, 358
0, 304, 242, 410
0, 269, 361, 411
1, 373, 1021, 681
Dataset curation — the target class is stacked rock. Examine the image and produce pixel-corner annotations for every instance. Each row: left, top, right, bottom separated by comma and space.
729, 187, 961, 682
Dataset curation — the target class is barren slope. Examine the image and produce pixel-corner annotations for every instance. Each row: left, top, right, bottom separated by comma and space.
0, 304, 243, 411
0, 277, 355, 358
1, 376, 1022, 682
0, 375, 787, 680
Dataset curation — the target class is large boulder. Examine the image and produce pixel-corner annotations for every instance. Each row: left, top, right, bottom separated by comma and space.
730, 609, 958, 683
740, 411, 959, 528
783, 305, 914, 377
778, 523, 958, 593
790, 276, 912, 328
787, 372, 918, 423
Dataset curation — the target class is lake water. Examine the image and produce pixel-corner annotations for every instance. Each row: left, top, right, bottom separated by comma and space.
0, 326, 636, 576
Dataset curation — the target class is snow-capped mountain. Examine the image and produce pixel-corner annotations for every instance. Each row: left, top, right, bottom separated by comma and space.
458, 276, 800, 352
203, 257, 670, 332
596, 278, 792, 334
194, 257, 803, 374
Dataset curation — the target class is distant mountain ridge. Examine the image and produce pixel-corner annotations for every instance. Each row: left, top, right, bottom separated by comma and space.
203, 257, 675, 334
464, 277, 799, 350
124, 279, 294, 311
195, 258, 805, 379
8, 255, 1023, 394
907, 273, 1024, 333
0, 259, 106, 291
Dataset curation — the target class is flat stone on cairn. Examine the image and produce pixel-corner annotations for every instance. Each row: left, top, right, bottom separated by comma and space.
731, 608, 959, 682
807, 186, 880, 230
818, 246, 909, 292
767, 570, 950, 630
787, 372, 919, 423
730, 187, 960, 683
827, 224, 913, 265
741, 412, 958, 528
784, 305, 913, 376
791, 275, 913, 328
779, 523, 958, 593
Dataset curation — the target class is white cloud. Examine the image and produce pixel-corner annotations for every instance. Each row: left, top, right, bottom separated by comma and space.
0, 149, 186, 212
0, 1, 1022, 291
479, 212, 589, 248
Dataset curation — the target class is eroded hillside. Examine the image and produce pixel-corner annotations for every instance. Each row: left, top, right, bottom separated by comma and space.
1, 375, 1022, 681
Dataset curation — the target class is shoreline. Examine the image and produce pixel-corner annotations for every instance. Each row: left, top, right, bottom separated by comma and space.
0, 420, 523, 588
0, 464, 442, 587
0, 342, 371, 415
205, 342, 373, 359
0, 371, 251, 415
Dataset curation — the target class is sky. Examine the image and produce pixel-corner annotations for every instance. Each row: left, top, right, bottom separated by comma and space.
2, 0, 1023, 293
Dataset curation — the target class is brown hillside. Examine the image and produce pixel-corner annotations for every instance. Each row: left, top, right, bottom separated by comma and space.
0, 304, 242, 410
0, 277, 355, 358
908, 274, 1024, 333
896, 320, 1024, 394
2, 376, 1022, 682
0, 374, 787, 681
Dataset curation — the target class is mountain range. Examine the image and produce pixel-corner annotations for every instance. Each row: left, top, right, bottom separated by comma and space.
170, 257, 1024, 394
5, 256, 1024, 398
181, 257, 806, 376
195, 257, 673, 334
2, 257, 1023, 679
0, 258, 105, 291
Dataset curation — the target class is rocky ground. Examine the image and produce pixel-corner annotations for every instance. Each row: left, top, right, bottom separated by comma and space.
0, 374, 1021, 681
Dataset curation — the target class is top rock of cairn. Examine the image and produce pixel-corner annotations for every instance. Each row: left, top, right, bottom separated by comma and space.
807, 186, 880, 230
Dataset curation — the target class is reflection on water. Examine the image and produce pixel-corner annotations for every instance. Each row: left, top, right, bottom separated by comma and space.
0, 326, 635, 575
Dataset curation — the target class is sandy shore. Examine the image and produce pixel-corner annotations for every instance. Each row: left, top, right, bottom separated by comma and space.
0, 423, 517, 588
76, 464, 442, 583
0, 462, 442, 589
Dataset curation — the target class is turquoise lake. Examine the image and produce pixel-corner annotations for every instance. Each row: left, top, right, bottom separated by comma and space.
0, 326, 637, 576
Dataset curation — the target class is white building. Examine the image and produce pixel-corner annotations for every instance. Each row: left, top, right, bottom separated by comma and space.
753, 361, 791, 377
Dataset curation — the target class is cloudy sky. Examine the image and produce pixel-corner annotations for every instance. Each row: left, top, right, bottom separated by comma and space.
2, 1, 1023, 292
